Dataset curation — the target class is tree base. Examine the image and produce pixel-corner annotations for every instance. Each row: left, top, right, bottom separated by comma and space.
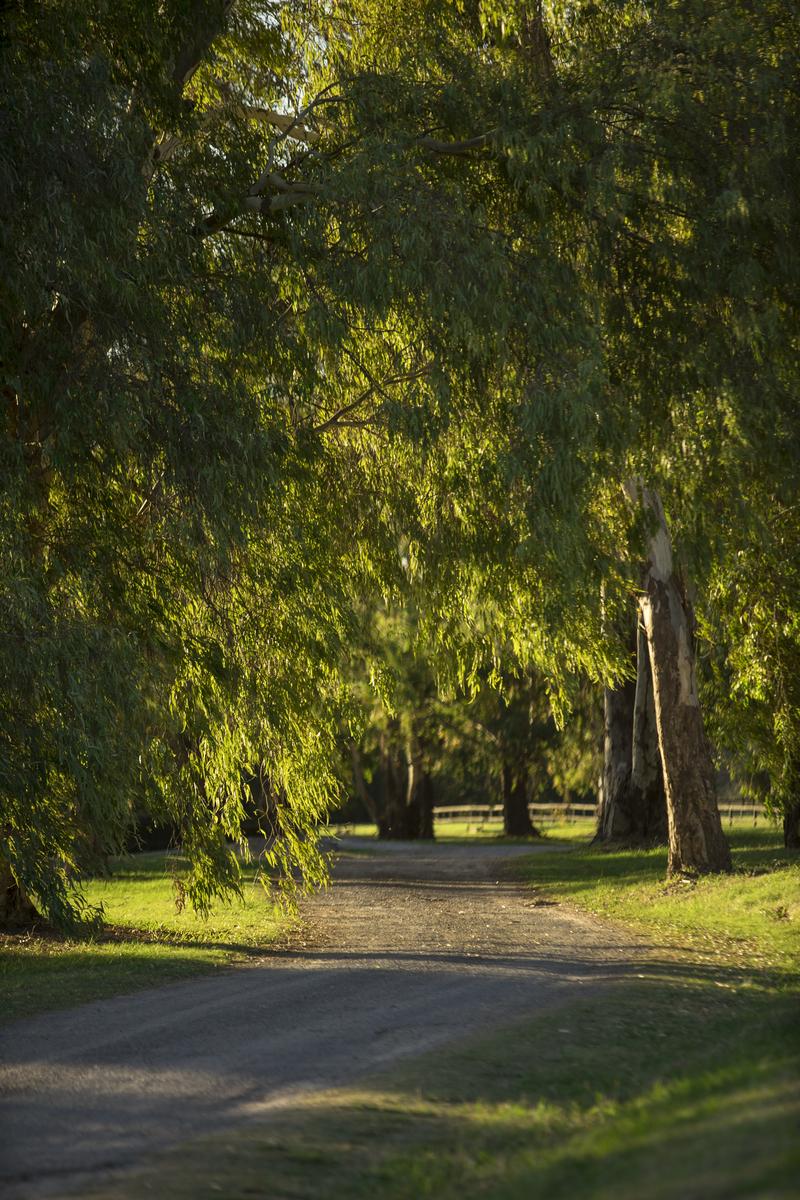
784, 800, 800, 849
0, 876, 41, 930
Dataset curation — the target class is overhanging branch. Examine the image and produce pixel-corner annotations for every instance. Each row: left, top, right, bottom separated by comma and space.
417, 131, 496, 156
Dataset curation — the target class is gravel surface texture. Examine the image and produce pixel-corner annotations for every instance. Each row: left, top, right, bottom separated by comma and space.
0, 838, 648, 1198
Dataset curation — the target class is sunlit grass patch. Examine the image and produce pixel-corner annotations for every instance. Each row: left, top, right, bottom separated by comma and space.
0, 851, 293, 1024
325, 818, 597, 842
82, 850, 289, 945
510, 824, 800, 973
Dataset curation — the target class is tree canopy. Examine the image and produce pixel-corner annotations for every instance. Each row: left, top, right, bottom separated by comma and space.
2, 0, 799, 924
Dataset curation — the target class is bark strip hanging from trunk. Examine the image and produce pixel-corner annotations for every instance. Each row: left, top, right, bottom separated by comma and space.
596, 634, 667, 845
596, 612, 667, 845
405, 741, 435, 840
628, 483, 731, 874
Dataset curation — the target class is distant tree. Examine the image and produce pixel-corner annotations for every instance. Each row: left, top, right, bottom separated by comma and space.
346, 604, 440, 840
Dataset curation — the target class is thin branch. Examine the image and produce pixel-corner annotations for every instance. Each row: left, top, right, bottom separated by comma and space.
312, 364, 431, 434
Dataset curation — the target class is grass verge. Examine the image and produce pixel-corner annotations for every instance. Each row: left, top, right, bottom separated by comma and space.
83, 965, 799, 1199
83, 826, 799, 1200
326, 818, 597, 840
0, 851, 294, 1024
508, 824, 799, 975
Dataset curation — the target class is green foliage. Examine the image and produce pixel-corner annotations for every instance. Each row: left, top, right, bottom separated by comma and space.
305, 0, 800, 820
0, 1, 371, 924
4, 0, 800, 922
702, 500, 800, 822
341, 599, 601, 825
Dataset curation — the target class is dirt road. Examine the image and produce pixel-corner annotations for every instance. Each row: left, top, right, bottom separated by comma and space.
0, 838, 647, 1198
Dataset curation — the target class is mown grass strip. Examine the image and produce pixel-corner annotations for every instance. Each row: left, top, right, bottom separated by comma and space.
0, 851, 294, 1024
509, 825, 799, 974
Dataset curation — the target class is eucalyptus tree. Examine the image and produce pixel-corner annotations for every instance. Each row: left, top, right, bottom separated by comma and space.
453, 678, 553, 838
586, 0, 800, 860
297, 0, 800, 872
346, 603, 442, 840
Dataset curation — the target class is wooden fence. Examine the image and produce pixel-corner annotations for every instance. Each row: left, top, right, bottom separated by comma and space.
432, 802, 769, 826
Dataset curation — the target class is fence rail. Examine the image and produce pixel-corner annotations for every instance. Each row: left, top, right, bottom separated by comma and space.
432, 802, 768, 825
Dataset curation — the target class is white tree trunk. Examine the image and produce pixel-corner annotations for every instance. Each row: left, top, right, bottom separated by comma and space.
627, 484, 731, 874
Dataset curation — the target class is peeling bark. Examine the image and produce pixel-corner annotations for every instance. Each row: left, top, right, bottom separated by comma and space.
631, 485, 731, 874
405, 743, 435, 840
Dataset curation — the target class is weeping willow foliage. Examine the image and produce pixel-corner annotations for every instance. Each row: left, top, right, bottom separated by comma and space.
2, 0, 799, 923
297, 0, 800, 790
0, 0, 390, 924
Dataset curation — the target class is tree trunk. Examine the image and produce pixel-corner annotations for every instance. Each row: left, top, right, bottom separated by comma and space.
631, 485, 731, 874
417, 770, 435, 840
784, 798, 800, 848
0, 856, 40, 928
597, 669, 637, 841
376, 735, 413, 839
348, 740, 380, 828
595, 616, 668, 845
501, 764, 538, 837
242, 763, 284, 839
405, 742, 435, 840
628, 623, 668, 842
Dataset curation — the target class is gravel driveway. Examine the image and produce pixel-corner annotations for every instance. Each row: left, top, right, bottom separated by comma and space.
0, 837, 647, 1198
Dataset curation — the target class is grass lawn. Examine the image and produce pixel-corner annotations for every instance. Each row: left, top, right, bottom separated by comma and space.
0, 850, 294, 1024
508, 823, 799, 974
325, 817, 597, 841
83, 823, 800, 1200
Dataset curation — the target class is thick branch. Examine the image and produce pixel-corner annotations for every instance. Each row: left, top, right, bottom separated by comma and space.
245, 108, 320, 144
417, 131, 495, 156
172, 0, 235, 87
